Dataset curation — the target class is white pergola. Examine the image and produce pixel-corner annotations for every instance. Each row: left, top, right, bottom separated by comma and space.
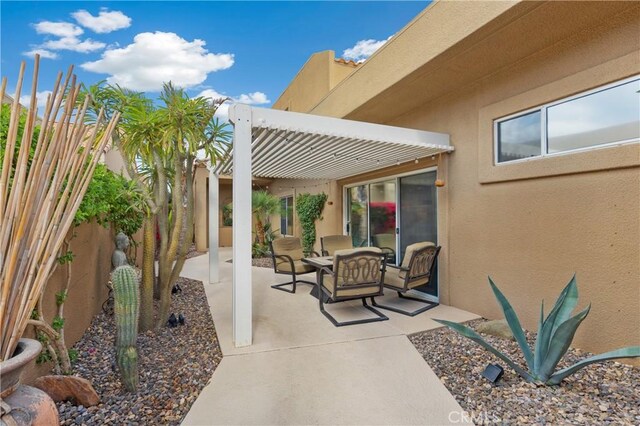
208, 104, 453, 347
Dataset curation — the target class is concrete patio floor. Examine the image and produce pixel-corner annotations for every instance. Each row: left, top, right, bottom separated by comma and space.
181, 248, 480, 425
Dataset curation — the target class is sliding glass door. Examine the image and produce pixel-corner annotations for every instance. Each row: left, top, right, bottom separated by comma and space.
399, 171, 438, 298
346, 170, 438, 298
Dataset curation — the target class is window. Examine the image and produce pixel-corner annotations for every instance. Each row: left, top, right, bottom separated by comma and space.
495, 76, 640, 164
280, 196, 293, 236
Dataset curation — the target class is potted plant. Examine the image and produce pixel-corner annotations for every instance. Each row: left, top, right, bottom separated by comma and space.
0, 58, 116, 424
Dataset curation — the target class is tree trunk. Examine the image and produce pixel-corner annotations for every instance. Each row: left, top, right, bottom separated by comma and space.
255, 217, 265, 245
156, 152, 184, 328
139, 215, 156, 332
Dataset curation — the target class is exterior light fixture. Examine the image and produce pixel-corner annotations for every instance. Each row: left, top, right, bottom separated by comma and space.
414, 158, 419, 164
482, 363, 504, 383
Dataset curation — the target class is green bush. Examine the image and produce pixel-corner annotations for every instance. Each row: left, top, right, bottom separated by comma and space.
295, 192, 327, 253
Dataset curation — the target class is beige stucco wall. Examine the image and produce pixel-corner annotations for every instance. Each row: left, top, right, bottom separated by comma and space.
272, 51, 358, 113
268, 179, 342, 253
272, 0, 640, 359
23, 221, 143, 383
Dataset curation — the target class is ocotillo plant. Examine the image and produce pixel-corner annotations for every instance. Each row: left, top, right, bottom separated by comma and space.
112, 265, 140, 392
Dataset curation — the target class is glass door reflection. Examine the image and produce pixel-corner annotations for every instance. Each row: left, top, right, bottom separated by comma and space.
369, 180, 397, 265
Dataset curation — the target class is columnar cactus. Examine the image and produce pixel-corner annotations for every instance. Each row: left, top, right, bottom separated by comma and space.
111, 265, 140, 392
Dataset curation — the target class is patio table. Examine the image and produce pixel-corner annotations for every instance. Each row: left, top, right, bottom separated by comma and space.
301, 256, 333, 302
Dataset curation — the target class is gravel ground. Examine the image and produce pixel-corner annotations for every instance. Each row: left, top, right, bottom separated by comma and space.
185, 244, 206, 259
226, 257, 273, 268
409, 319, 640, 425
57, 277, 222, 425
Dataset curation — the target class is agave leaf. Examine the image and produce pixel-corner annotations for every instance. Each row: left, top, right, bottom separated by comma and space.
433, 319, 535, 382
538, 304, 591, 380
536, 275, 578, 367
488, 277, 535, 371
534, 300, 545, 372
547, 346, 640, 385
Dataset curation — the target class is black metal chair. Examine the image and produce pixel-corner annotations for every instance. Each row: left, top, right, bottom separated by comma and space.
372, 242, 440, 316
269, 237, 318, 293
372, 233, 397, 264
320, 235, 353, 256
317, 248, 388, 327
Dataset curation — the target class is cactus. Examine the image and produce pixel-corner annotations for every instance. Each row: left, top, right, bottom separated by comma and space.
112, 265, 140, 392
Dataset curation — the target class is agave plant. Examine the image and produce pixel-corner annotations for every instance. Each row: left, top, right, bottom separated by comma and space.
435, 276, 640, 385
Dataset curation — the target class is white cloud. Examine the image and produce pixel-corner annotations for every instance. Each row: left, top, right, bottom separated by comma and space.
33, 21, 83, 38
41, 36, 106, 53
81, 32, 234, 92
197, 89, 270, 121
23, 49, 59, 59
342, 36, 391, 62
18, 90, 53, 109
72, 9, 132, 34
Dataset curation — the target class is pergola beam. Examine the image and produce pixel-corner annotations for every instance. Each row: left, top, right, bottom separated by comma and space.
229, 104, 253, 347
208, 167, 220, 284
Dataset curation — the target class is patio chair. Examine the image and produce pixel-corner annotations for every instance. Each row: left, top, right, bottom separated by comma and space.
320, 235, 353, 256
317, 248, 388, 327
372, 242, 440, 316
269, 237, 318, 293
372, 233, 396, 264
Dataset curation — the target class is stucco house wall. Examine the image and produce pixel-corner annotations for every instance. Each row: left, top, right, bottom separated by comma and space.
270, 0, 640, 358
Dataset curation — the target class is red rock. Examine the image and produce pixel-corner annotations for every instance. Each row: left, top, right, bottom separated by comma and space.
33, 375, 100, 407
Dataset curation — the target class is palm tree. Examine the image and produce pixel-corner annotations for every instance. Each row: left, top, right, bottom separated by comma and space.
252, 190, 281, 245
83, 81, 231, 329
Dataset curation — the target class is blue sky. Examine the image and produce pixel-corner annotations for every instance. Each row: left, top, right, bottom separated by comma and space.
1, 1, 428, 117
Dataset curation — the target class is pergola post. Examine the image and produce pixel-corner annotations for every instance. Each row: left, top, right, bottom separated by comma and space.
229, 104, 253, 347
208, 166, 219, 284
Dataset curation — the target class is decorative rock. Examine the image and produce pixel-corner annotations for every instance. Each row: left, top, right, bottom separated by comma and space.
476, 319, 514, 340
34, 376, 100, 407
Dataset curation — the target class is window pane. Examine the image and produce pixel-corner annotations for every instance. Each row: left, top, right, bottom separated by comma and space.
497, 111, 542, 163
286, 196, 293, 235
280, 198, 287, 235
547, 79, 640, 153
348, 185, 368, 247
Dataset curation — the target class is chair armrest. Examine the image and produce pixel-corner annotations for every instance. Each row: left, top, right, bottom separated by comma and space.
321, 250, 329, 256
304, 250, 321, 257
318, 266, 334, 290
386, 264, 409, 272
270, 253, 295, 272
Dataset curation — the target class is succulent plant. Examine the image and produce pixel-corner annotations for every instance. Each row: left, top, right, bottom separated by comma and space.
112, 265, 140, 392
435, 276, 640, 385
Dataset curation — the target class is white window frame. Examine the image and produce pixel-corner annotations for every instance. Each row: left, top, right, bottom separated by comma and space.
494, 75, 640, 165
280, 195, 294, 236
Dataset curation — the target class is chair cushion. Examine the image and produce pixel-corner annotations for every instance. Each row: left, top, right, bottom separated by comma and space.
276, 259, 315, 274
383, 266, 406, 290
321, 235, 353, 256
322, 274, 381, 297
272, 237, 305, 270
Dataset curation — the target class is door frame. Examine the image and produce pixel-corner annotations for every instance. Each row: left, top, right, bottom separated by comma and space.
342, 166, 439, 302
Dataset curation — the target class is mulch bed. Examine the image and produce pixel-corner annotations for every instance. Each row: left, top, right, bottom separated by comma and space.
225, 257, 273, 268
409, 319, 640, 425
57, 277, 222, 425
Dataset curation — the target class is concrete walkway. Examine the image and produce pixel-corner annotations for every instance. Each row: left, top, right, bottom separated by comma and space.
181, 248, 479, 425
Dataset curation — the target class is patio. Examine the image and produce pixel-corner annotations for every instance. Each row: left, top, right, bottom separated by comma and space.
180, 248, 479, 425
